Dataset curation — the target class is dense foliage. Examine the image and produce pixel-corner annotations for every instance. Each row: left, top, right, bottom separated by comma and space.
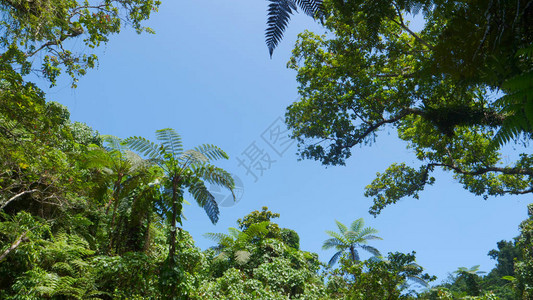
285, 0, 532, 215
1, 0, 531, 299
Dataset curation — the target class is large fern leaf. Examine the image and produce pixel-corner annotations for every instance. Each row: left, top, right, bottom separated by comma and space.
155, 128, 183, 156
265, 0, 322, 57
491, 44, 533, 148
194, 144, 229, 161
124, 136, 163, 160
187, 179, 219, 224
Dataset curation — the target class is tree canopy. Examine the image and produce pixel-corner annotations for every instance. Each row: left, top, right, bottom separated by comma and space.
285, 0, 533, 215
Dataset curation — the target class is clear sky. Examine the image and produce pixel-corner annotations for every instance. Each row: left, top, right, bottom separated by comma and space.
41, 0, 531, 285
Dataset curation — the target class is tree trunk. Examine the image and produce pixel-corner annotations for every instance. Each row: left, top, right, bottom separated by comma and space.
169, 176, 179, 263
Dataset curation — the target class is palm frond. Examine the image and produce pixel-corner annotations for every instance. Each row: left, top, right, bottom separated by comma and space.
194, 144, 229, 161
155, 128, 183, 156
328, 250, 343, 267
124, 136, 163, 160
187, 178, 219, 224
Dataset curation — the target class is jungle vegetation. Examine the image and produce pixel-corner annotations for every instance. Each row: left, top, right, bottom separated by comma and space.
0, 0, 531, 299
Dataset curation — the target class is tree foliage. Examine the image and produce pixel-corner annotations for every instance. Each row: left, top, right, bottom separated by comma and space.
0, 0, 160, 87
286, 0, 533, 215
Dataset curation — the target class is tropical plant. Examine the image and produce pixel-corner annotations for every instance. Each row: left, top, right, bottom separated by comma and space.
265, 0, 322, 56
454, 265, 487, 296
326, 251, 435, 299
323, 218, 382, 267
124, 128, 235, 263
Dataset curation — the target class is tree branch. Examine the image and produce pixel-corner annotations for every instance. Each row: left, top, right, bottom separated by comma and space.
0, 231, 30, 263
0, 189, 38, 211
347, 108, 423, 148
391, 2, 435, 50
428, 162, 533, 177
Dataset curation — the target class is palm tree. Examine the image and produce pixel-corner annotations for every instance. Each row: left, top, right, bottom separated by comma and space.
265, 0, 322, 56
125, 128, 235, 263
323, 218, 382, 267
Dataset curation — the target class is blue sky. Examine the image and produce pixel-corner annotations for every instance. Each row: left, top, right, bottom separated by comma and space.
42, 0, 531, 284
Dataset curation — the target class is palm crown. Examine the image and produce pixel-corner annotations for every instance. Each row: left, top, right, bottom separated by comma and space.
323, 218, 382, 267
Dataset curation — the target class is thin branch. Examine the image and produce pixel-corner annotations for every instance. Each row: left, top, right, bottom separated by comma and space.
0, 189, 38, 211
391, 2, 434, 50
346, 108, 423, 148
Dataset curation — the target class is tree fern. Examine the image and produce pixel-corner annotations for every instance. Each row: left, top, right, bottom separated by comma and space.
323, 218, 382, 267
155, 128, 183, 156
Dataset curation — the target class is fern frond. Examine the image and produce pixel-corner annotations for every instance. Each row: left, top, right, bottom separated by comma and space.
324, 230, 348, 245
335, 220, 347, 234
204, 232, 231, 244
327, 250, 343, 267
194, 164, 235, 197
180, 149, 209, 165
265, 0, 322, 56
322, 238, 347, 250
350, 218, 364, 233
194, 144, 230, 161
234, 250, 251, 264
124, 136, 163, 160
102, 135, 127, 152
155, 128, 183, 156
407, 275, 430, 287
360, 244, 381, 257
245, 221, 270, 238
228, 227, 242, 240
187, 179, 219, 224
266, 0, 297, 57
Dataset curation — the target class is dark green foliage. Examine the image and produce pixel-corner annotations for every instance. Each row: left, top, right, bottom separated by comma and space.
515, 203, 533, 299
281, 228, 300, 249
327, 252, 435, 299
